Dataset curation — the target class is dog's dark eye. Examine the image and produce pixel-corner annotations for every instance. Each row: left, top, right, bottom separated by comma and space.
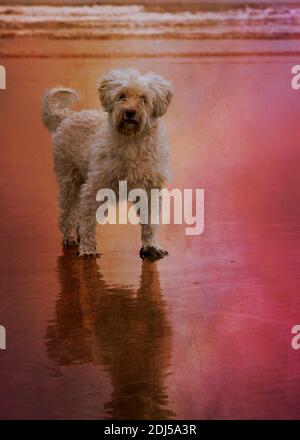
140, 95, 148, 104
118, 93, 126, 101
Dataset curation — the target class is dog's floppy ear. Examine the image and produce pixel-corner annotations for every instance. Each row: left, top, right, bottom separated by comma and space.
98, 70, 122, 112
146, 73, 173, 118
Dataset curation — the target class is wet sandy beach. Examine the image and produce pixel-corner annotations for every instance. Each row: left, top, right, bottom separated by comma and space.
1, 28, 300, 419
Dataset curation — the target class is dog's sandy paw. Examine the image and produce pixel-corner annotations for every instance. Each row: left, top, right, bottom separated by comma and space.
78, 243, 100, 258
139, 246, 168, 260
78, 250, 95, 257
62, 237, 79, 248
77, 249, 101, 258
77, 252, 101, 258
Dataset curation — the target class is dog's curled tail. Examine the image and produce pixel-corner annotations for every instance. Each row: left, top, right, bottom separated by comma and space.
41, 87, 79, 133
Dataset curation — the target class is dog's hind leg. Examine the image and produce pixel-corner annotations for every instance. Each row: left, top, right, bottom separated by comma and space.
58, 171, 81, 247
78, 181, 98, 256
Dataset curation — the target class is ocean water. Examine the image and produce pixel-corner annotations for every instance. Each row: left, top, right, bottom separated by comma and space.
1, 3, 300, 40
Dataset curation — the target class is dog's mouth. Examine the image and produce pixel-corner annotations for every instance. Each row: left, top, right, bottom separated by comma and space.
119, 115, 140, 133
124, 119, 137, 124
122, 116, 139, 125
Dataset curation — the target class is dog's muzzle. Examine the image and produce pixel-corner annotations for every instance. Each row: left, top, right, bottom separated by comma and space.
120, 109, 139, 132
124, 109, 136, 121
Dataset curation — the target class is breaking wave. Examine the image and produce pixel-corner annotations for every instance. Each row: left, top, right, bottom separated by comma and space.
1, 4, 300, 40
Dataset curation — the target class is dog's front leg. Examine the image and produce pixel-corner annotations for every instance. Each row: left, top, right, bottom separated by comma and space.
139, 190, 168, 260
78, 181, 98, 256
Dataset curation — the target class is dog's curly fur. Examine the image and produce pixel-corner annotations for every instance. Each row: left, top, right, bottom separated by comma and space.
41, 68, 173, 258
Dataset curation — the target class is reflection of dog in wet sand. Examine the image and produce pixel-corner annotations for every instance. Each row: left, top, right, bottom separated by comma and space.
41, 68, 173, 259
46, 249, 175, 419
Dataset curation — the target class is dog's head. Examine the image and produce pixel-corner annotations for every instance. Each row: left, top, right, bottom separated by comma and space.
98, 68, 173, 136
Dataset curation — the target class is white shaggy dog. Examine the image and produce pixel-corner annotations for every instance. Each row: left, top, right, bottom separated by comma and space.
41, 68, 173, 258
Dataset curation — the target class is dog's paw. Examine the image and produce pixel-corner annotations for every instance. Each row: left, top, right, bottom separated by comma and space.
139, 246, 168, 260
77, 243, 100, 258
78, 239, 96, 256
77, 252, 102, 258
77, 252, 101, 259
62, 237, 79, 248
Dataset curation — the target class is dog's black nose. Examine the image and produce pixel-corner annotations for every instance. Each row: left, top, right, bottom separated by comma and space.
124, 109, 136, 119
